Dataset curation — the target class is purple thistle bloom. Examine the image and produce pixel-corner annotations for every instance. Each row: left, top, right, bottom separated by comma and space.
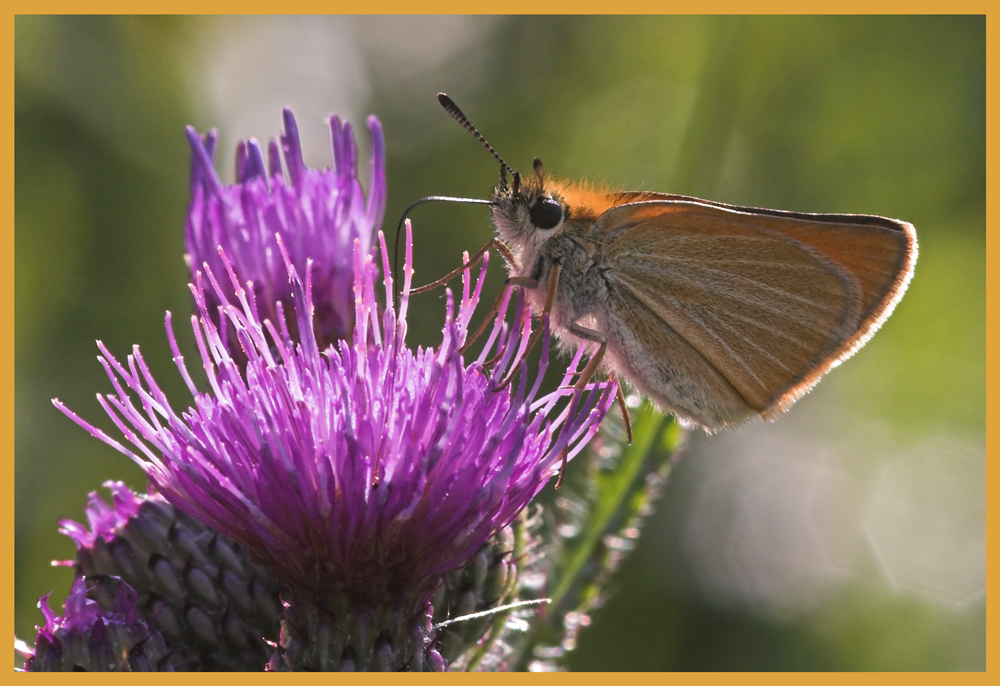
54, 222, 614, 667
185, 108, 385, 347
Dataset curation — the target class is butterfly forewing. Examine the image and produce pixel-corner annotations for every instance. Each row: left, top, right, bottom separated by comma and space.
594, 200, 915, 428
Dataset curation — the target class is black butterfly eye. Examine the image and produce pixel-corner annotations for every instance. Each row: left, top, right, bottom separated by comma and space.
530, 197, 563, 230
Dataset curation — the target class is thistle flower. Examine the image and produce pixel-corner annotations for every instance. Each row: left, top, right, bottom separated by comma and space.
22, 577, 175, 672
185, 108, 385, 347
54, 224, 616, 670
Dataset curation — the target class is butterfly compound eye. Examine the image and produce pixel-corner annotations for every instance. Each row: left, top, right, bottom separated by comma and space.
530, 197, 563, 230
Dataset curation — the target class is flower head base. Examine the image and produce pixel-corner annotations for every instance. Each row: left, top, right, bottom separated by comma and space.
185, 108, 385, 347
58, 482, 281, 671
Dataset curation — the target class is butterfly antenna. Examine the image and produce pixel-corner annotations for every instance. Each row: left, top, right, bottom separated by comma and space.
438, 93, 519, 190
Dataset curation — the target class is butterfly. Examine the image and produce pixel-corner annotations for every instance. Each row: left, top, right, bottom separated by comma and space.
407, 93, 917, 432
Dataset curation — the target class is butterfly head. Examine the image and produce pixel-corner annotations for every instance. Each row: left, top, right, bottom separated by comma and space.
491, 157, 567, 253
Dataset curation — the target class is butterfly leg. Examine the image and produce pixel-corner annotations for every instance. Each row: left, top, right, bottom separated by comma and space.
409, 239, 523, 356
566, 321, 606, 393
551, 319, 610, 489
610, 373, 634, 445
410, 237, 515, 295
494, 264, 562, 387
459, 281, 513, 356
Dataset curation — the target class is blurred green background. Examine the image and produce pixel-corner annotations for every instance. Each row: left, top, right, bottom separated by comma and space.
15, 16, 984, 670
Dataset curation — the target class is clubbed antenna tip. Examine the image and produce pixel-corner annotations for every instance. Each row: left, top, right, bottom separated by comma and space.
437, 93, 516, 182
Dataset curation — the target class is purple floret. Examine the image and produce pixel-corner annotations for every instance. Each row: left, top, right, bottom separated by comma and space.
58, 480, 143, 550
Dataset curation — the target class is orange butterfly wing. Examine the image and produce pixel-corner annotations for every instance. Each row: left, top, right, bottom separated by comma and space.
590, 198, 916, 429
